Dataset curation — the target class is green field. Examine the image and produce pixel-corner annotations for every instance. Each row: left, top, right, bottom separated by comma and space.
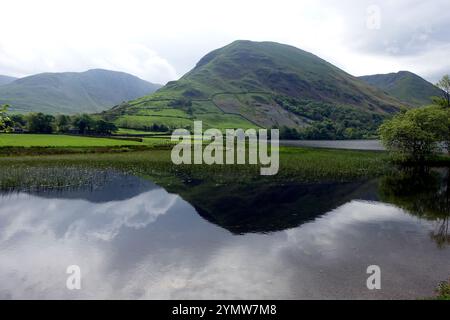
115, 115, 194, 129
115, 128, 162, 135
0, 134, 144, 147
114, 112, 258, 131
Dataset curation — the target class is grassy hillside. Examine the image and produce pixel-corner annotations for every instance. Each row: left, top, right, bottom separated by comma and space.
0, 69, 162, 114
0, 75, 17, 86
105, 40, 405, 134
359, 71, 442, 106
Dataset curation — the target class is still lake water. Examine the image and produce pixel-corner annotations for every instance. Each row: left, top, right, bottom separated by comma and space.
280, 140, 385, 151
0, 170, 449, 299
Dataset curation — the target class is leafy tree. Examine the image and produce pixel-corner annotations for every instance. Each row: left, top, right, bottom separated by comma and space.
10, 114, 26, 128
279, 126, 301, 139
431, 96, 449, 107
149, 123, 169, 132
379, 106, 449, 162
436, 75, 450, 107
93, 120, 118, 135
72, 114, 94, 134
55, 114, 71, 133
25, 113, 55, 133
0, 104, 12, 132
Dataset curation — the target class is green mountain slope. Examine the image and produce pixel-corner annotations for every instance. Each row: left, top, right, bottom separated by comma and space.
105, 40, 406, 134
359, 71, 442, 107
0, 75, 17, 86
0, 69, 161, 114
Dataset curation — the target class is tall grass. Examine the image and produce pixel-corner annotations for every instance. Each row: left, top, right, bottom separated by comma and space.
0, 147, 391, 191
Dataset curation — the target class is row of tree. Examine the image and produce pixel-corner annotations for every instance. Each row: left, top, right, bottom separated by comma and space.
0, 107, 118, 135
275, 96, 384, 140
277, 120, 378, 140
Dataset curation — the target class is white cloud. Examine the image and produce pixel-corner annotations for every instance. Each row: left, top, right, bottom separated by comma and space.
0, 0, 449, 83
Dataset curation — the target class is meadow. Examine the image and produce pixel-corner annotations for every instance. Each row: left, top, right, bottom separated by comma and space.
115, 128, 166, 135
0, 133, 177, 154
0, 134, 143, 147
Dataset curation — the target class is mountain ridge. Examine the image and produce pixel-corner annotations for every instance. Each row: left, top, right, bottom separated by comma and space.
0, 69, 162, 114
0, 75, 17, 86
168, 40, 404, 111
104, 40, 406, 136
359, 71, 442, 106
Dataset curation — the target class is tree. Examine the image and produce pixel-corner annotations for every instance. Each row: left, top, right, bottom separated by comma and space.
25, 113, 55, 133
55, 114, 71, 133
379, 106, 449, 162
0, 104, 12, 132
279, 126, 301, 139
436, 75, 450, 107
93, 120, 118, 135
72, 114, 94, 134
149, 123, 169, 132
10, 114, 26, 128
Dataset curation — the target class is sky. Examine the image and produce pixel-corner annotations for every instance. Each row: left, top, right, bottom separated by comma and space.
1, 0, 449, 84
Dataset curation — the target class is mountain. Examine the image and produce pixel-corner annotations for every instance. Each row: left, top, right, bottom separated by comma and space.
0, 75, 17, 86
0, 69, 162, 114
359, 71, 442, 107
105, 40, 406, 137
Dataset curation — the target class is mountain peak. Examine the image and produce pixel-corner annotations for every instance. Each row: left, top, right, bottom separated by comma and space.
107, 40, 406, 133
177, 40, 403, 111
83, 68, 128, 75
359, 71, 442, 106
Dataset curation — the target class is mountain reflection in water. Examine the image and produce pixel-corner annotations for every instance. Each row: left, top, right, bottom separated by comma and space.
0, 169, 448, 299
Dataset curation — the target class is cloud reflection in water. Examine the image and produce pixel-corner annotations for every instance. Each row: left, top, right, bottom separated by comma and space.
0, 179, 449, 299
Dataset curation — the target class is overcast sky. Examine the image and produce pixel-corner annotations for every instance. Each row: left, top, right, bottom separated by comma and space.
1, 0, 449, 84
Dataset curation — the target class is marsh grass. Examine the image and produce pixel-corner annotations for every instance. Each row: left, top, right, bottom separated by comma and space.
436, 280, 450, 300
0, 166, 118, 192
0, 146, 392, 192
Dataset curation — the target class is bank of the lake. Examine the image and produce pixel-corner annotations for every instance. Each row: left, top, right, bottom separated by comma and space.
0, 146, 392, 191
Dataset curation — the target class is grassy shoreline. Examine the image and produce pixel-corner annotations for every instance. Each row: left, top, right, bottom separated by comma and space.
1, 133, 448, 189
0, 146, 393, 192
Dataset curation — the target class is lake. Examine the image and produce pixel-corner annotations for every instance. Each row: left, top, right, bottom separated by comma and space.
0, 169, 448, 299
280, 140, 385, 151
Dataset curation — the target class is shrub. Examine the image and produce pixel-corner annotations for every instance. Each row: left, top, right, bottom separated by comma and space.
379, 106, 449, 162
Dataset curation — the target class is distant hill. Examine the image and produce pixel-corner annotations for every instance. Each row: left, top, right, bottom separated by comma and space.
0, 75, 17, 86
0, 69, 162, 114
359, 71, 442, 106
104, 40, 405, 138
